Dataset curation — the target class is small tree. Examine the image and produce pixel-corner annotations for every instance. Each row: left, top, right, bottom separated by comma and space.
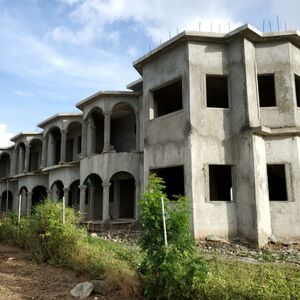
138, 174, 207, 300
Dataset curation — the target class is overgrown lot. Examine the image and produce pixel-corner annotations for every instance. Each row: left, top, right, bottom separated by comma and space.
0, 196, 299, 299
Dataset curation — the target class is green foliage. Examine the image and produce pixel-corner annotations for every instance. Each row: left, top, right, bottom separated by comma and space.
138, 174, 207, 299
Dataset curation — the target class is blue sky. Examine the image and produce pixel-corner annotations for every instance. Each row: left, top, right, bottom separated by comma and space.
0, 0, 299, 146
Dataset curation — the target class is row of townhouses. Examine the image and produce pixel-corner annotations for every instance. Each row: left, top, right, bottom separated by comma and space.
1, 24, 300, 246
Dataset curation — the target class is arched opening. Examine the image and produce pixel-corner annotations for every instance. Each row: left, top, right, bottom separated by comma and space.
88, 109, 104, 154
0, 153, 10, 178
29, 139, 42, 172
32, 185, 47, 207
68, 180, 80, 209
16, 142, 26, 174
111, 103, 136, 152
47, 127, 61, 166
83, 174, 103, 220
0, 190, 13, 212
19, 186, 28, 214
109, 171, 135, 219
51, 180, 64, 201
66, 122, 82, 162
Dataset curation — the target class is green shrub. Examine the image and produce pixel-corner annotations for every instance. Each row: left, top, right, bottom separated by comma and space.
138, 174, 207, 299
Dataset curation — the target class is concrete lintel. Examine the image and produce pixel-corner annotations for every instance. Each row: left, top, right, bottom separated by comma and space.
253, 126, 300, 136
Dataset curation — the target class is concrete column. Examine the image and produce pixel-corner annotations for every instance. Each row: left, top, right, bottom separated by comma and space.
103, 112, 111, 153
63, 188, 70, 206
102, 182, 111, 221
79, 185, 87, 220
41, 136, 48, 168
60, 129, 67, 164
24, 145, 31, 173
88, 186, 95, 220
135, 113, 140, 152
81, 120, 88, 157
18, 147, 23, 174
27, 192, 32, 216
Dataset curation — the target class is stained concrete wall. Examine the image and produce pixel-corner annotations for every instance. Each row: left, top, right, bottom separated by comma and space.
265, 136, 300, 241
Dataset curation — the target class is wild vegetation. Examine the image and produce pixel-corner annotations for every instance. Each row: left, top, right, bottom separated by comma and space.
0, 178, 299, 299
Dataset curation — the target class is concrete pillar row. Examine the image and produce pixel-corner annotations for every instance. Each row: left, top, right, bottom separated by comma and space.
103, 112, 111, 153
102, 182, 111, 221
24, 144, 31, 173
79, 185, 87, 220
81, 120, 88, 157
60, 129, 67, 164
41, 136, 48, 168
88, 186, 95, 220
63, 188, 70, 207
27, 192, 32, 216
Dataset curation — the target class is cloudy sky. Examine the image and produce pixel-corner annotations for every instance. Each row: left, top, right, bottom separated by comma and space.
0, 0, 299, 147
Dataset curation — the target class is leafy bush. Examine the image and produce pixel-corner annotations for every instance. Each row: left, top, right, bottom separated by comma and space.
138, 174, 207, 299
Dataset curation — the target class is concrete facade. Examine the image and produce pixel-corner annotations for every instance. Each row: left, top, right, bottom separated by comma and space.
1, 24, 300, 246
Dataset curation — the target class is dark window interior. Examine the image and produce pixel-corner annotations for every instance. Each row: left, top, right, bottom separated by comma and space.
267, 164, 288, 201
151, 166, 184, 200
206, 76, 229, 108
209, 165, 232, 201
55, 140, 61, 165
295, 75, 300, 107
153, 79, 182, 118
258, 74, 276, 107
66, 139, 74, 162
77, 136, 82, 154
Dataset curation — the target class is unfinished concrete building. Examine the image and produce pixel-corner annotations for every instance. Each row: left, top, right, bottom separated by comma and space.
1, 24, 300, 247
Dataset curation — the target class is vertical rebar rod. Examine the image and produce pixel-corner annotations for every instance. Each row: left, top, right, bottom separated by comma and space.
161, 197, 168, 247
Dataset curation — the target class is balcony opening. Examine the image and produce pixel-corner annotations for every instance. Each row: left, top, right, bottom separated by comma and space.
0, 153, 10, 178
151, 165, 185, 200
66, 122, 82, 162
209, 165, 233, 201
0, 190, 13, 212
111, 102, 136, 152
32, 185, 47, 208
258, 74, 276, 107
109, 171, 135, 219
48, 127, 61, 166
152, 79, 182, 118
206, 75, 229, 108
267, 164, 288, 201
89, 109, 104, 154
29, 139, 42, 172
68, 180, 80, 210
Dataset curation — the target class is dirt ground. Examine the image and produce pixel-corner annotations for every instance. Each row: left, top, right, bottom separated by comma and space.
0, 244, 98, 300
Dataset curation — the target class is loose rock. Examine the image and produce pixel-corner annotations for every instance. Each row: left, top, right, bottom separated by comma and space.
70, 282, 94, 299
90, 280, 106, 295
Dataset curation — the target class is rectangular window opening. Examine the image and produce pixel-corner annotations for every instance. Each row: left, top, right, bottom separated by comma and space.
152, 79, 182, 118
206, 75, 229, 108
267, 164, 288, 201
150, 166, 184, 200
258, 74, 276, 107
295, 74, 300, 107
209, 165, 232, 201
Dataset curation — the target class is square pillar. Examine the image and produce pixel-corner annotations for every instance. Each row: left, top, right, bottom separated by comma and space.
41, 136, 48, 168
24, 145, 31, 173
79, 185, 87, 220
60, 129, 67, 164
102, 182, 111, 221
26, 192, 32, 216
103, 112, 111, 153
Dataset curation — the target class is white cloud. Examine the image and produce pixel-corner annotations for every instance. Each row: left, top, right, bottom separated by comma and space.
0, 124, 14, 148
51, 0, 242, 45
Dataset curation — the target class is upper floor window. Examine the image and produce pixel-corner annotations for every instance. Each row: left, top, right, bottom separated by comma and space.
258, 74, 276, 107
206, 75, 229, 108
152, 79, 182, 118
295, 74, 300, 107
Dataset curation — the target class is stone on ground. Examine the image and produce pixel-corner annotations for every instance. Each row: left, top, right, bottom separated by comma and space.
70, 282, 94, 299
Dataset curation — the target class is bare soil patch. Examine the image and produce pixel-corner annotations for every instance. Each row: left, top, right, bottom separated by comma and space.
0, 244, 95, 300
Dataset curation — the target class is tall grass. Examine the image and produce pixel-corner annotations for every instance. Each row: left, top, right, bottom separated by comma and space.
0, 200, 141, 299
